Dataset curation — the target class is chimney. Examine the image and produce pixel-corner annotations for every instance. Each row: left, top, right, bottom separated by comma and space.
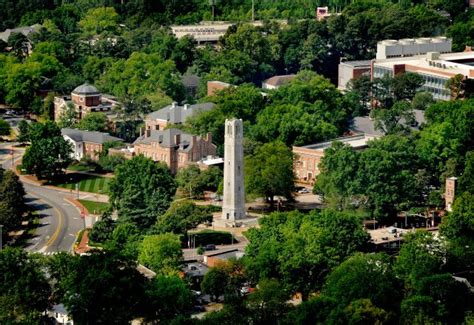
174, 133, 181, 146
139, 127, 143, 137
171, 102, 177, 108
184, 104, 189, 110
146, 129, 151, 137
206, 132, 212, 143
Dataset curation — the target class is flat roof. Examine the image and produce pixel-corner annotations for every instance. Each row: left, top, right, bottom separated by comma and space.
341, 60, 372, 67
301, 134, 379, 151
373, 51, 474, 78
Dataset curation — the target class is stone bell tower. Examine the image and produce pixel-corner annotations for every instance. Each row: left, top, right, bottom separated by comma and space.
222, 119, 245, 222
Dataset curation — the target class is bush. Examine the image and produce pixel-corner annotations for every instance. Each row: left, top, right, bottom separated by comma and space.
186, 230, 237, 247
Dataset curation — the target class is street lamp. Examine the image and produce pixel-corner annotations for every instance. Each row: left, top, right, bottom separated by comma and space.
0, 225, 3, 251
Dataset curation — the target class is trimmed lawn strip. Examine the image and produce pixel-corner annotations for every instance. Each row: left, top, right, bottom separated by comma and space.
78, 199, 109, 215
52, 173, 110, 194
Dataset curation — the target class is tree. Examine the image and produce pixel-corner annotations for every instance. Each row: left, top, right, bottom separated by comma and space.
201, 266, 230, 302
138, 233, 183, 275
343, 299, 390, 325
411, 91, 434, 111
109, 155, 176, 229
323, 253, 400, 311
245, 210, 369, 300
372, 101, 415, 135
50, 252, 147, 324
440, 192, 474, 271
78, 7, 118, 37
154, 200, 212, 235
175, 166, 223, 198
7, 32, 29, 59
0, 248, 51, 323
245, 141, 294, 206
144, 275, 193, 322
246, 279, 290, 324
459, 152, 474, 193
16, 119, 30, 144
57, 102, 77, 129
0, 119, 11, 137
394, 231, 447, 286
76, 112, 109, 132
0, 170, 26, 232
22, 121, 72, 179
314, 141, 360, 210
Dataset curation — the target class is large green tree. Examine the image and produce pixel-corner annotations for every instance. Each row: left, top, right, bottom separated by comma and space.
245, 210, 369, 300
109, 155, 176, 229
138, 233, 183, 275
154, 200, 213, 235
245, 141, 294, 206
0, 248, 51, 323
22, 121, 73, 179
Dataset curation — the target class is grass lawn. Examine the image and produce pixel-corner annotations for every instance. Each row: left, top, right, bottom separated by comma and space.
52, 173, 111, 194
78, 199, 109, 214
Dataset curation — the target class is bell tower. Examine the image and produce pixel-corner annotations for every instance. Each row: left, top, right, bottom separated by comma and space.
222, 119, 245, 221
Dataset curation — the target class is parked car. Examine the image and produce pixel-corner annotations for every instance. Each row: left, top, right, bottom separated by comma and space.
205, 244, 216, 251
297, 188, 310, 194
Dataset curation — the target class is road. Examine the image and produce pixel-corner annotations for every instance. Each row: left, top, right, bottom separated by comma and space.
0, 140, 84, 253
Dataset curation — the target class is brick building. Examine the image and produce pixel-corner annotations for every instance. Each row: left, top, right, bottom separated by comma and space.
293, 134, 379, 186
133, 128, 216, 174
61, 128, 123, 160
54, 83, 117, 121
145, 102, 215, 131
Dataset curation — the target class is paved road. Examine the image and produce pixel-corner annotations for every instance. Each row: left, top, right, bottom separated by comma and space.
0, 141, 84, 253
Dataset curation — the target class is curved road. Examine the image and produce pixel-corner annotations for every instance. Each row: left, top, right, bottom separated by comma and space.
1, 142, 84, 253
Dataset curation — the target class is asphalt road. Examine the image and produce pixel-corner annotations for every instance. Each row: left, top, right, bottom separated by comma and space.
0, 141, 84, 253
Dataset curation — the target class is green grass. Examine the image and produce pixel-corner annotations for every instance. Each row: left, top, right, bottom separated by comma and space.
52, 173, 111, 194
78, 199, 109, 215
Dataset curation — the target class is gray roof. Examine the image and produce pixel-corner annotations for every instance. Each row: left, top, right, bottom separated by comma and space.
181, 74, 201, 88
72, 83, 100, 96
263, 74, 296, 87
134, 128, 201, 152
0, 24, 41, 42
146, 102, 215, 125
351, 109, 426, 135
341, 60, 372, 67
61, 128, 123, 144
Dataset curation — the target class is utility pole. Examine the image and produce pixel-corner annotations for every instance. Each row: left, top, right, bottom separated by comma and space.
210, 0, 216, 21
252, 0, 255, 21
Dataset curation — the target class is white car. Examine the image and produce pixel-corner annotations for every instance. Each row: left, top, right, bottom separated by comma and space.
297, 188, 310, 194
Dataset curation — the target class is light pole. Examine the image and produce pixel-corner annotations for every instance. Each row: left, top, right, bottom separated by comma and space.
0, 225, 3, 251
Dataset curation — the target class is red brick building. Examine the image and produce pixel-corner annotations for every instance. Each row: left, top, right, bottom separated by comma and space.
133, 128, 216, 174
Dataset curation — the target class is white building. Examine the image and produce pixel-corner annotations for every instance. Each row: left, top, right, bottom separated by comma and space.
61, 128, 123, 161
376, 37, 452, 60
221, 119, 245, 223
372, 50, 474, 101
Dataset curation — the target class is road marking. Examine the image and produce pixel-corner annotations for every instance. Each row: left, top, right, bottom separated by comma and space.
36, 196, 64, 249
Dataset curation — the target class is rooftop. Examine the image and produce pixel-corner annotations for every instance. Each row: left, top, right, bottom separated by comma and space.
134, 128, 207, 152
263, 74, 296, 87
0, 24, 41, 42
300, 134, 380, 151
146, 102, 215, 124
350, 110, 425, 136
72, 83, 100, 96
61, 128, 123, 144
374, 51, 474, 79
340, 60, 372, 67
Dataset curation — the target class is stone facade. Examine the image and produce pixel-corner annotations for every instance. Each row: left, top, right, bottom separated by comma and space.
222, 119, 245, 222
